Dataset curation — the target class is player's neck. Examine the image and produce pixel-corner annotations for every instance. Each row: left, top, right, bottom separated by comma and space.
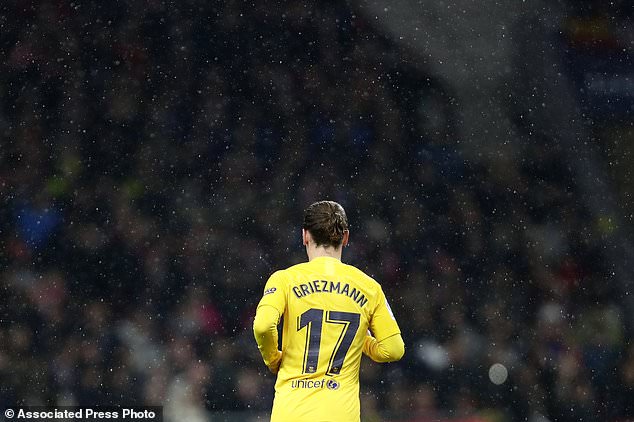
307, 246, 342, 262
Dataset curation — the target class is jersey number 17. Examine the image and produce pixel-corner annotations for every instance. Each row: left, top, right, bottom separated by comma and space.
297, 308, 360, 375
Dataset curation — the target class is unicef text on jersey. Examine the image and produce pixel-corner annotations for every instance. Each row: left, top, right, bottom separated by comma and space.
290, 379, 340, 390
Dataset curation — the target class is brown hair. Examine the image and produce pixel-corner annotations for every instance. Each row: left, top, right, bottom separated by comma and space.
303, 201, 349, 248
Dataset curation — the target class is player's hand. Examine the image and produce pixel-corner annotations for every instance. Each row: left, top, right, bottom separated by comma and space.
267, 350, 283, 374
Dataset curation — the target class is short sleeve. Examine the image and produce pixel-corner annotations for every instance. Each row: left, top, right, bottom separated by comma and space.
257, 271, 287, 315
369, 287, 401, 342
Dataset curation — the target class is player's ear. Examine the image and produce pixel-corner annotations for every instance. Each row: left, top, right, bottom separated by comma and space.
342, 230, 350, 248
302, 228, 309, 246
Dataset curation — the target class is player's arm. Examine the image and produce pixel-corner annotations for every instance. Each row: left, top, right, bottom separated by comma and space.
253, 271, 286, 374
253, 305, 282, 373
363, 332, 404, 362
364, 286, 404, 362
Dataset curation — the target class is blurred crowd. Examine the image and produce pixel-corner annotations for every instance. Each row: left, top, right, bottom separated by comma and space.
560, 0, 634, 220
0, 1, 632, 421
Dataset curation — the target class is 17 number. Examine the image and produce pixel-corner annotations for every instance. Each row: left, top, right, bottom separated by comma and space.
298, 308, 360, 375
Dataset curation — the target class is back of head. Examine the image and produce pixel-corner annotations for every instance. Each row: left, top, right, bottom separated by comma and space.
303, 201, 349, 249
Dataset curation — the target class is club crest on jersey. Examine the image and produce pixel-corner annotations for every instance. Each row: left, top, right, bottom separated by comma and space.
263, 287, 276, 296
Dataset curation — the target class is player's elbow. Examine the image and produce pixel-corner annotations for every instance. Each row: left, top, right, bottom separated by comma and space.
392, 337, 405, 361
253, 317, 271, 338
253, 307, 278, 338
383, 335, 405, 362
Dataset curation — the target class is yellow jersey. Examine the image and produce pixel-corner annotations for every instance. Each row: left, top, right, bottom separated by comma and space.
256, 256, 401, 422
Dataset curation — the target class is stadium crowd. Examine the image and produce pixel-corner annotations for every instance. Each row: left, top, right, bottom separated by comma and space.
0, 1, 632, 421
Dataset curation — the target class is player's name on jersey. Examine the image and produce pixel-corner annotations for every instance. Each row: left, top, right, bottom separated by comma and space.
292, 280, 368, 307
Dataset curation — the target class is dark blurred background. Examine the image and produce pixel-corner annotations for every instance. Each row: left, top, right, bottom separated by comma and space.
0, 0, 632, 421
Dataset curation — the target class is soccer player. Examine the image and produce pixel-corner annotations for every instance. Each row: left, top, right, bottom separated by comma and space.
253, 200, 405, 422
